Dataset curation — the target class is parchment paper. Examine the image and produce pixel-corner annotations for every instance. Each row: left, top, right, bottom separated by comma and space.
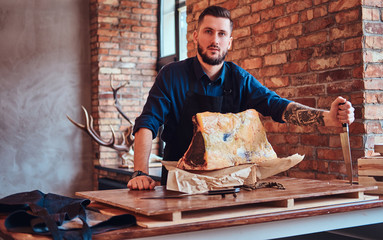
163, 154, 304, 194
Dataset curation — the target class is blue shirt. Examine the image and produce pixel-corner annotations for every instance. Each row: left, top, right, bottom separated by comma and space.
133, 57, 291, 141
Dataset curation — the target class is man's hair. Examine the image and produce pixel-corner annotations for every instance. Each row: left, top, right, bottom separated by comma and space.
198, 6, 233, 32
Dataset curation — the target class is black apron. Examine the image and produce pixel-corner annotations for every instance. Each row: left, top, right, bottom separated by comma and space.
0, 190, 136, 240
161, 71, 238, 185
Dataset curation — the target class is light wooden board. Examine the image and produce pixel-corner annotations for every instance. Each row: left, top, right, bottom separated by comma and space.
375, 144, 383, 154
135, 194, 378, 228
76, 177, 378, 228
359, 176, 383, 194
358, 157, 383, 176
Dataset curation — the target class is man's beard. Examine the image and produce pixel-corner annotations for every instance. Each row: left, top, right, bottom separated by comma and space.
197, 43, 228, 66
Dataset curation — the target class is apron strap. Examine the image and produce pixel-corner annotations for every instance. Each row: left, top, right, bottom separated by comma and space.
29, 203, 63, 240
222, 74, 234, 113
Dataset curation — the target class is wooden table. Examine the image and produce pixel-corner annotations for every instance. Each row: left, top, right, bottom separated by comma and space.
87, 200, 383, 240
1, 177, 383, 240
2, 201, 383, 240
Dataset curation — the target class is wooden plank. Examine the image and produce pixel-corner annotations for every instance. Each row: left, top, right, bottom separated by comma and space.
358, 157, 383, 176
266, 198, 294, 208
359, 176, 383, 194
76, 177, 377, 217
375, 144, 383, 154
338, 191, 363, 199
136, 195, 379, 228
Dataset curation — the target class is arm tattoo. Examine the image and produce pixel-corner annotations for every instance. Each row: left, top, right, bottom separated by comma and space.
283, 103, 325, 126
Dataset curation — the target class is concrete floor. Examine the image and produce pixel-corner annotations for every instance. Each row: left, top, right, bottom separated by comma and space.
276, 223, 383, 240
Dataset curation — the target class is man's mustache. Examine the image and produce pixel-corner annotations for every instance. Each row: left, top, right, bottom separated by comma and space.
207, 45, 220, 50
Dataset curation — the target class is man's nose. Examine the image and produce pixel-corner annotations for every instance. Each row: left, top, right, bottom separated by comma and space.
211, 32, 219, 44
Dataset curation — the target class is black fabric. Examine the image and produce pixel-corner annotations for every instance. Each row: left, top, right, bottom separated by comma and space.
162, 71, 237, 185
0, 190, 136, 240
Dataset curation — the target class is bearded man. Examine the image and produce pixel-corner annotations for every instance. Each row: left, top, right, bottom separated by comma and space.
128, 6, 354, 190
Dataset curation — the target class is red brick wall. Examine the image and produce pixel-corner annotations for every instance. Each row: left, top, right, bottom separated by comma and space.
186, 0, 383, 180
362, 0, 383, 154
90, 0, 158, 165
89, 0, 382, 181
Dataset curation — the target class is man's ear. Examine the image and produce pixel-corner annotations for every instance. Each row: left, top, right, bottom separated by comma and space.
193, 30, 198, 44
228, 36, 233, 50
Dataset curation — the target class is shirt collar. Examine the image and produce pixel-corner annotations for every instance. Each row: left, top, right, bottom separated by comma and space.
193, 56, 225, 85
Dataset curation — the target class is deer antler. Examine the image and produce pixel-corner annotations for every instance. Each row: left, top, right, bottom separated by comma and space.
111, 79, 133, 125
67, 79, 135, 152
111, 79, 134, 146
67, 106, 131, 152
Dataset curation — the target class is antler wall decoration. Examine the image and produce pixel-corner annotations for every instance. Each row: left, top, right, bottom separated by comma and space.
67, 79, 161, 167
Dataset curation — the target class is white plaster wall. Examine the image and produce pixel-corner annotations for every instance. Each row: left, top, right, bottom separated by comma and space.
0, 0, 93, 197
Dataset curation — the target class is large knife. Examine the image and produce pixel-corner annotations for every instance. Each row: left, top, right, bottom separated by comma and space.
340, 122, 353, 185
141, 188, 240, 199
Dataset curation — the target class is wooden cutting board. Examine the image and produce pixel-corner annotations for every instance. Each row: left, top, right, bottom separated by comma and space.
76, 177, 378, 228
375, 144, 383, 154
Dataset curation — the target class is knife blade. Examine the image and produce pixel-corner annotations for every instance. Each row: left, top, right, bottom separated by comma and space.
340, 122, 353, 185
141, 188, 240, 199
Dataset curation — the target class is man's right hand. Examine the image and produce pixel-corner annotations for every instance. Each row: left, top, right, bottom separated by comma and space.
127, 175, 156, 190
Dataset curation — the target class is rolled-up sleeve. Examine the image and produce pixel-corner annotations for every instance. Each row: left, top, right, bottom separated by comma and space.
133, 67, 172, 139
243, 73, 291, 123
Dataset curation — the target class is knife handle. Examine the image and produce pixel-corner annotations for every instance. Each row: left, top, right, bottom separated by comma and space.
342, 122, 348, 131
338, 102, 348, 128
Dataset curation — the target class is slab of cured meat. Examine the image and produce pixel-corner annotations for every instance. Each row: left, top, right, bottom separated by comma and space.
177, 109, 277, 171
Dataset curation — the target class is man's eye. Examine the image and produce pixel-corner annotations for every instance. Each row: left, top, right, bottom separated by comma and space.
219, 32, 226, 37
205, 30, 212, 34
